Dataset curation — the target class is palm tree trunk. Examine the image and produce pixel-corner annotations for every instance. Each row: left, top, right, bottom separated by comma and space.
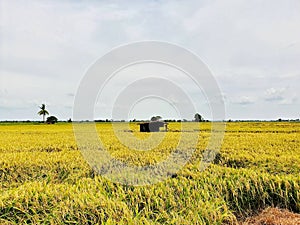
43, 114, 45, 123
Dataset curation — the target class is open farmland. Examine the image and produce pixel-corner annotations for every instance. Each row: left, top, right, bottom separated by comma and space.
0, 122, 299, 224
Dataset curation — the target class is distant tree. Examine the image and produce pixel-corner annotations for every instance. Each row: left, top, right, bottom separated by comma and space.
194, 113, 203, 122
151, 116, 162, 121
46, 116, 58, 124
67, 118, 72, 123
38, 104, 49, 123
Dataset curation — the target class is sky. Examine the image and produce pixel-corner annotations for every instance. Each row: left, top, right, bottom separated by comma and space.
0, 0, 299, 121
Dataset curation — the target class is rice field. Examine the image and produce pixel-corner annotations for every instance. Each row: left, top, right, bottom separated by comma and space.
0, 122, 299, 224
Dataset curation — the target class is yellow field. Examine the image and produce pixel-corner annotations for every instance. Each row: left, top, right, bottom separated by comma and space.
0, 122, 299, 224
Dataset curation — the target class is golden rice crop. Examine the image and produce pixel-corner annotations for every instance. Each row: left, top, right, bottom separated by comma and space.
0, 122, 299, 224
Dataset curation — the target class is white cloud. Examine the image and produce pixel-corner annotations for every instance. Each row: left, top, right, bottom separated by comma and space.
264, 88, 286, 102
264, 87, 298, 106
0, 0, 300, 120
279, 96, 298, 105
231, 96, 255, 105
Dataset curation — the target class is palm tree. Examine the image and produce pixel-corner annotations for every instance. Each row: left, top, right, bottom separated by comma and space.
38, 104, 49, 123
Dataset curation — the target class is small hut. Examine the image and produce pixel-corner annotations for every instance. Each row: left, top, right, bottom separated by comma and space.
139, 121, 167, 132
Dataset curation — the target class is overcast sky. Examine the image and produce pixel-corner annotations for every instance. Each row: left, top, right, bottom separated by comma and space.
0, 0, 299, 121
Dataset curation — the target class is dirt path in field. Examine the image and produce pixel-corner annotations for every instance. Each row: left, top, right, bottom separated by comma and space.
240, 208, 300, 225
